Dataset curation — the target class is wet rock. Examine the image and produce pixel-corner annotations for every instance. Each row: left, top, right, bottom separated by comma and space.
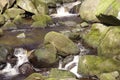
79, 0, 120, 25
19, 63, 35, 76
99, 71, 120, 80
98, 26, 120, 59
16, 0, 38, 14
3, 8, 25, 19
0, 14, 5, 25
78, 55, 120, 76
1, 20, 17, 30
48, 68, 76, 79
44, 31, 80, 56
31, 14, 52, 28
30, 44, 58, 68
24, 73, 45, 80
83, 23, 110, 48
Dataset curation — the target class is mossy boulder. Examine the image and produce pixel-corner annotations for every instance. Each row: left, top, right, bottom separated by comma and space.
83, 23, 110, 48
79, 0, 100, 22
99, 71, 120, 80
16, 0, 38, 14
78, 55, 120, 76
98, 26, 120, 59
48, 68, 75, 79
3, 8, 25, 19
30, 44, 58, 68
24, 73, 45, 80
44, 31, 80, 56
32, 0, 48, 14
79, 0, 120, 25
31, 14, 52, 28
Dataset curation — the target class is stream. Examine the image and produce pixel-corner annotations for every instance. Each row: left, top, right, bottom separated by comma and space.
0, 1, 98, 80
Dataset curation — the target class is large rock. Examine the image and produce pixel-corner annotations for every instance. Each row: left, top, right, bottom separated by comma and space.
79, 0, 100, 22
3, 8, 25, 19
98, 26, 120, 59
83, 23, 110, 48
32, 0, 48, 14
30, 44, 58, 68
44, 31, 80, 56
16, 0, 38, 14
79, 0, 120, 25
99, 71, 120, 80
78, 55, 120, 76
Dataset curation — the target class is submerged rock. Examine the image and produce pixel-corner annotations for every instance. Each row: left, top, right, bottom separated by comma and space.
30, 44, 58, 68
78, 55, 120, 76
99, 71, 120, 80
98, 26, 120, 59
44, 31, 80, 56
24, 73, 45, 80
83, 23, 110, 48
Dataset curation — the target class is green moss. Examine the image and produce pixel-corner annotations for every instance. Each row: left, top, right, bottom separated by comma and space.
95, 0, 115, 15
83, 23, 110, 48
44, 31, 79, 56
98, 26, 120, 58
34, 44, 57, 64
24, 73, 45, 80
31, 14, 52, 28
78, 55, 119, 76
48, 68, 75, 79
99, 71, 120, 80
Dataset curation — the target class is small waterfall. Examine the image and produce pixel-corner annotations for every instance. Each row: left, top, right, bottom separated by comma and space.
0, 48, 29, 78
50, 1, 81, 18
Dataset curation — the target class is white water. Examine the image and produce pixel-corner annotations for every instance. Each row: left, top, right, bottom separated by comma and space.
0, 48, 29, 77
50, 1, 81, 18
58, 55, 82, 78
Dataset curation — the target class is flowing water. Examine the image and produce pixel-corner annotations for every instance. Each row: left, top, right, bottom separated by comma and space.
50, 1, 81, 17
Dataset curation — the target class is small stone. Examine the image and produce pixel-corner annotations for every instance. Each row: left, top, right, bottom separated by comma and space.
80, 22, 89, 28
16, 33, 26, 39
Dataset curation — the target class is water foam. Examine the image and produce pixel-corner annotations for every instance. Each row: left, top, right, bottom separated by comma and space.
0, 48, 29, 77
